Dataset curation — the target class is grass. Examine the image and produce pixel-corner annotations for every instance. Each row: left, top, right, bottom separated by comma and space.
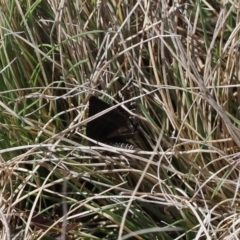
1, 0, 240, 239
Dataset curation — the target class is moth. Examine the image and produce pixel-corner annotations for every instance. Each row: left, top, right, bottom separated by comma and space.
86, 96, 137, 146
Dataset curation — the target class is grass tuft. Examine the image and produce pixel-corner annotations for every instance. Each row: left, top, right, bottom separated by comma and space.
1, 0, 240, 239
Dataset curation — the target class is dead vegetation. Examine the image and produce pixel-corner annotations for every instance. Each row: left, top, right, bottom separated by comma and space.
1, 0, 240, 239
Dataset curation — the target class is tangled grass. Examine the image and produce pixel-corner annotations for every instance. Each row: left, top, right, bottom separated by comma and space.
1, 0, 240, 239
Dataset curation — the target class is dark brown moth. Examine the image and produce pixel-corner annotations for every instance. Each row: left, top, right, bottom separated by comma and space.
86, 96, 137, 144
